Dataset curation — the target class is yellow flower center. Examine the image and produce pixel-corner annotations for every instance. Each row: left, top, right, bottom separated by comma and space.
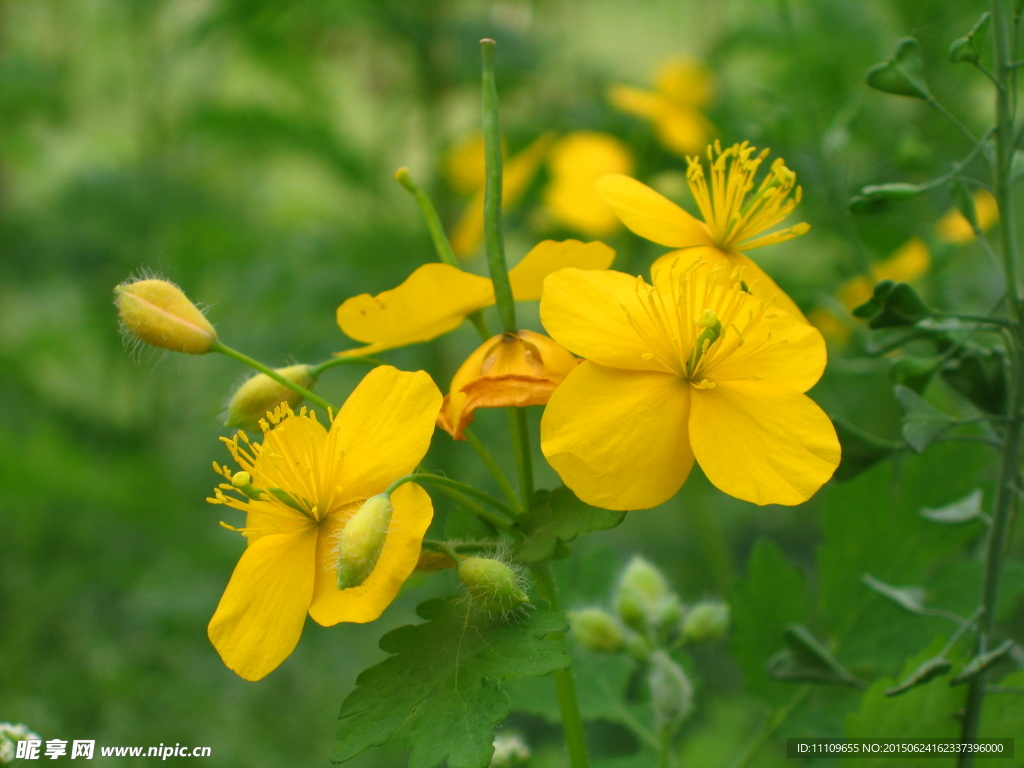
686, 141, 810, 252
623, 258, 787, 385
208, 404, 351, 533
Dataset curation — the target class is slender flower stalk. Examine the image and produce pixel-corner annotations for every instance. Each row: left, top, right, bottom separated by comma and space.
958, 2, 1024, 761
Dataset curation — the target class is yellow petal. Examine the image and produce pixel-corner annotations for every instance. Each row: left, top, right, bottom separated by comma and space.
873, 237, 930, 283
509, 239, 616, 300
608, 85, 662, 119
540, 268, 672, 372
332, 366, 442, 502
450, 134, 554, 258
308, 482, 432, 625
597, 174, 711, 248
545, 132, 634, 237
654, 106, 713, 157
541, 361, 695, 510
438, 330, 580, 439
208, 525, 319, 681
336, 263, 494, 356
688, 381, 840, 506
654, 59, 712, 107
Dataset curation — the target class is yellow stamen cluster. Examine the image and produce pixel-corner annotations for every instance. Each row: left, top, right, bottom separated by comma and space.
686, 141, 810, 252
623, 258, 785, 385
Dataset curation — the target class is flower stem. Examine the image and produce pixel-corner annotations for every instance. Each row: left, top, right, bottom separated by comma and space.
212, 341, 335, 413
309, 355, 383, 376
385, 473, 518, 532
463, 428, 523, 512
480, 39, 517, 335
394, 166, 460, 268
532, 562, 591, 768
958, 2, 1024, 762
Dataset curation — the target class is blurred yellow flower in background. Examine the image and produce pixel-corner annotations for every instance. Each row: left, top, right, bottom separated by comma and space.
936, 189, 998, 244
540, 254, 839, 510
437, 330, 579, 439
447, 133, 554, 258
336, 239, 614, 357
206, 366, 441, 681
598, 141, 810, 319
544, 132, 634, 237
609, 58, 713, 156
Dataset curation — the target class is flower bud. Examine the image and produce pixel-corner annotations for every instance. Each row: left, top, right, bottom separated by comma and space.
648, 649, 694, 730
225, 365, 316, 430
458, 557, 530, 615
490, 732, 530, 767
682, 601, 730, 643
651, 594, 684, 633
115, 278, 217, 354
0, 724, 41, 765
568, 608, 625, 653
614, 556, 671, 632
336, 494, 393, 589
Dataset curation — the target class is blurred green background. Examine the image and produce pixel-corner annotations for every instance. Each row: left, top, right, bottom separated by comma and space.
3, 0, 1021, 765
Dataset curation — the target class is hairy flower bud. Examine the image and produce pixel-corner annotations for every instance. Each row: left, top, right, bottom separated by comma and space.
458, 557, 530, 615
682, 601, 730, 643
490, 732, 530, 767
648, 649, 694, 729
225, 365, 316, 430
614, 556, 672, 632
568, 608, 625, 653
115, 278, 217, 354
336, 494, 393, 590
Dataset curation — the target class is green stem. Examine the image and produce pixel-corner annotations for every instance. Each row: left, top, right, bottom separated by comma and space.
532, 563, 591, 768
463, 428, 523, 511
425, 483, 517, 536
507, 408, 534, 508
728, 687, 811, 768
212, 342, 334, 413
395, 166, 460, 268
959, 2, 1024, 762
480, 39, 517, 335
385, 473, 518, 526
309, 355, 383, 376
657, 724, 674, 768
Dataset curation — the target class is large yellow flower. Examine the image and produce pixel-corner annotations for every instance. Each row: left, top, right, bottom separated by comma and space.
206, 366, 442, 681
540, 255, 840, 510
336, 239, 615, 357
597, 141, 810, 320
609, 58, 713, 157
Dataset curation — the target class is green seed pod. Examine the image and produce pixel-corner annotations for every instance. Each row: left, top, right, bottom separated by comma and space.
682, 601, 730, 643
648, 649, 694, 730
458, 557, 530, 615
568, 608, 625, 653
225, 365, 316, 430
336, 494, 393, 589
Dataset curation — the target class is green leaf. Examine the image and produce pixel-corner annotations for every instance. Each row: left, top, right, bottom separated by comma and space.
890, 355, 940, 393
866, 38, 932, 100
861, 574, 927, 614
333, 597, 570, 768
949, 13, 990, 64
830, 415, 903, 482
852, 280, 933, 329
950, 639, 1016, 686
514, 486, 625, 563
894, 385, 955, 452
941, 346, 1008, 414
768, 625, 865, 688
951, 180, 980, 232
921, 488, 984, 524
731, 539, 809, 707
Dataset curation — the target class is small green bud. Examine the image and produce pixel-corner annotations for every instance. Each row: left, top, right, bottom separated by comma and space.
336, 494, 393, 589
458, 557, 530, 615
615, 556, 672, 632
624, 632, 652, 661
225, 365, 316, 430
865, 38, 931, 100
682, 601, 730, 643
568, 608, 625, 653
648, 650, 694, 729
652, 594, 684, 633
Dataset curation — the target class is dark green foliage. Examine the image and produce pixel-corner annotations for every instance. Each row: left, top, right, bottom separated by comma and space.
515, 487, 626, 563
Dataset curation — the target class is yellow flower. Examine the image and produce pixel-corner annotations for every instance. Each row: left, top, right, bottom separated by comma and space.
449, 133, 554, 258
936, 189, 998, 244
437, 330, 580, 439
609, 58, 713, 156
597, 141, 810, 320
544, 132, 635, 237
540, 254, 840, 510
336, 239, 615, 357
206, 365, 442, 680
